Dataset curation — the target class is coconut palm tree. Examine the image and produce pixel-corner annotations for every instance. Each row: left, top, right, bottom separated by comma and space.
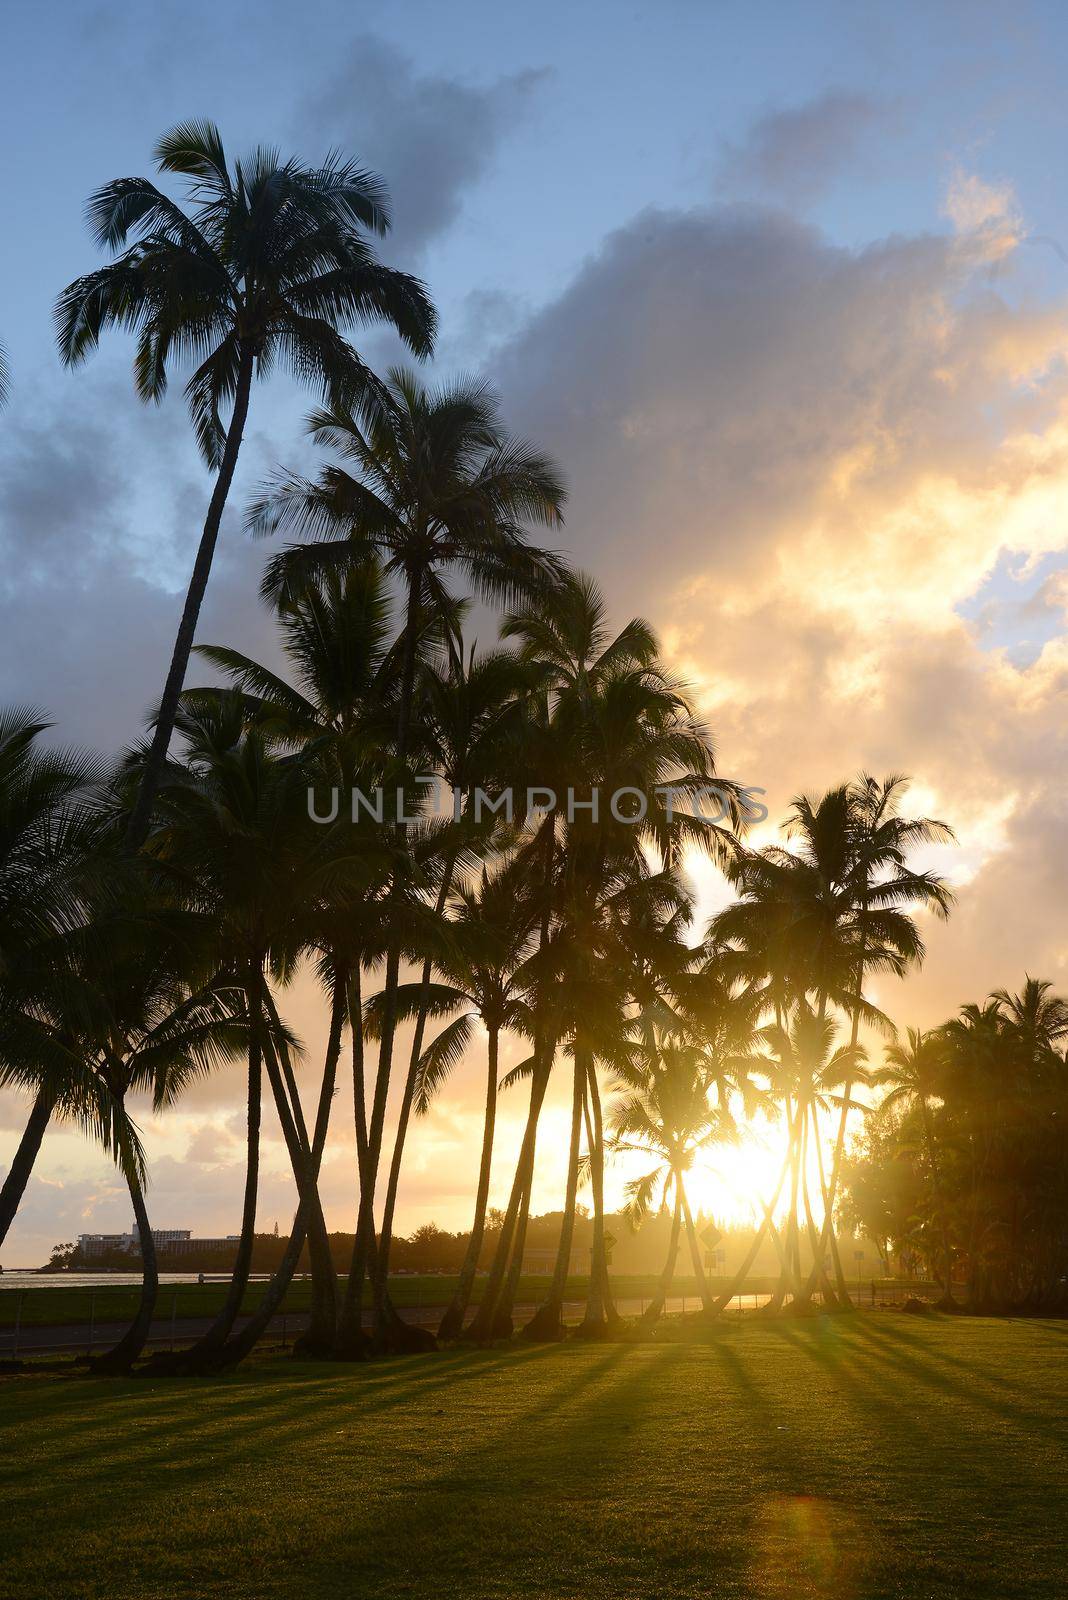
711, 775, 951, 1305
142, 696, 361, 1369
254, 372, 566, 1352
0, 711, 103, 1247
32, 902, 245, 1372
185, 558, 418, 1351
606, 1026, 737, 1327
55, 120, 436, 845
468, 575, 739, 1341
874, 1027, 955, 1302
365, 647, 540, 1348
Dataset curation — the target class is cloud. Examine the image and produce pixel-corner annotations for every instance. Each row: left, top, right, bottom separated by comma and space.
717, 90, 889, 204
943, 166, 1023, 260
493, 195, 1068, 1032
295, 35, 549, 257
0, 368, 286, 757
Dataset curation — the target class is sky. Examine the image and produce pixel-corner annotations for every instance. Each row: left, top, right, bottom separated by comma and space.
3, 0, 1068, 1264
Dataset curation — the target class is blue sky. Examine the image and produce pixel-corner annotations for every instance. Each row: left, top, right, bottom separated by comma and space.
4, 0, 1068, 1259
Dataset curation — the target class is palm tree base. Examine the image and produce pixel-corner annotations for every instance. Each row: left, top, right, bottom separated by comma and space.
290, 1329, 337, 1359
519, 1302, 567, 1342
436, 1301, 467, 1342
573, 1315, 612, 1341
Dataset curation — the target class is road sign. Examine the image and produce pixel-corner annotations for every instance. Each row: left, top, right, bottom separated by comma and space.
701, 1223, 722, 1249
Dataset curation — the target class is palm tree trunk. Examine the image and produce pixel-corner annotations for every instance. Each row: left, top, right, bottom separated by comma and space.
371, 847, 461, 1351
126, 340, 255, 847
921, 1099, 955, 1303
466, 823, 556, 1343
637, 1187, 683, 1330
177, 963, 263, 1370
577, 1053, 613, 1339
218, 1020, 343, 1368
680, 1186, 714, 1313
350, 967, 368, 1171
712, 1145, 791, 1313
0, 1084, 56, 1246
465, 1058, 551, 1341
92, 1129, 158, 1374
338, 944, 401, 1353
577, 1076, 619, 1332
261, 985, 339, 1353
438, 1024, 500, 1341
523, 1054, 583, 1341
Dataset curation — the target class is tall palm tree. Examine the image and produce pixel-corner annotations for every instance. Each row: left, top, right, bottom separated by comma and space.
0, 342, 9, 408
143, 697, 356, 1369
468, 575, 739, 1341
55, 121, 436, 844
712, 775, 951, 1305
254, 371, 566, 1352
366, 647, 540, 1346
186, 558, 413, 1352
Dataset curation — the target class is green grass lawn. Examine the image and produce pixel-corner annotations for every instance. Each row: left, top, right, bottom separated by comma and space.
2, 1315, 1065, 1599
0, 1274, 919, 1330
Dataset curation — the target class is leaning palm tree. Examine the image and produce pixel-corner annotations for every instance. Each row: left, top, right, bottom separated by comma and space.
29, 901, 245, 1372
0, 710, 102, 1247
55, 120, 436, 844
253, 371, 566, 1352
0, 342, 9, 408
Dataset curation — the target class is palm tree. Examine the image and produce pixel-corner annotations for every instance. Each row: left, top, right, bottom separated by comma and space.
468, 574, 739, 1341
874, 1028, 955, 1302
55, 121, 436, 845
365, 648, 541, 1347
712, 775, 951, 1306
143, 697, 357, 1369
0, 710, 102, 1247
607, 1026, 737, 1328
35, 901, 244, 1372
757, 1005, 868, 1307
254, 371, 566, 1352
185, 558, 414, 1352
0, 342, 9, 408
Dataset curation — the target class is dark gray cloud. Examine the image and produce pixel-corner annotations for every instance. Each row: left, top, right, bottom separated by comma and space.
717, 90, 890, 204
296, 34, 549, 256
0, 370, 283, 756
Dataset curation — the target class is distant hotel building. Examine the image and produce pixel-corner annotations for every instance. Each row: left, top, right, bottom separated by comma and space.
77, 1225, 239, 1259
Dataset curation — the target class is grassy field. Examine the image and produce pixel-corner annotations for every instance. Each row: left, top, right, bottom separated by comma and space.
2, 1314, 1066, 1597
0, 1273, 920, 1329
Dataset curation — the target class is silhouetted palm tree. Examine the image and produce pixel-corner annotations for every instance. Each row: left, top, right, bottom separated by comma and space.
0, 711, 103, 1246
56, 121, 436, 844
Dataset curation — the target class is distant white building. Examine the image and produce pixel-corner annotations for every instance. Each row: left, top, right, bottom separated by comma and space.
77, 1226, 239, 1259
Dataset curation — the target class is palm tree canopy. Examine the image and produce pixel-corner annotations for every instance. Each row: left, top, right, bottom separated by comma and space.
251, 367, 567, 610
55, 121, 436, 465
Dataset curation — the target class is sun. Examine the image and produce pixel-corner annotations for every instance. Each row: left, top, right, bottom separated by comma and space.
682, 1108, 841, 1228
